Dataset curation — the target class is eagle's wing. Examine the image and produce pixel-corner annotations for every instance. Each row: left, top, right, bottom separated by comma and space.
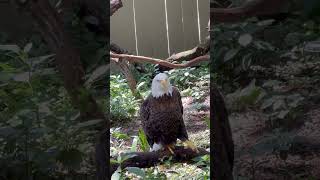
139, 96, 154, 146
175, 88, 188, 141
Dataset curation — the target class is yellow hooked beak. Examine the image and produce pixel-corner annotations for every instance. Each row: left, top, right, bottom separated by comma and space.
160, 79, 168, 91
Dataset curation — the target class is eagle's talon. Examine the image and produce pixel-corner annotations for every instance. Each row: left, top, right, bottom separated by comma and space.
166, 144, 175, 155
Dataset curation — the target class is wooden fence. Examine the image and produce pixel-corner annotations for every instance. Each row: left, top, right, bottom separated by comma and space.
111, 0, 209, 59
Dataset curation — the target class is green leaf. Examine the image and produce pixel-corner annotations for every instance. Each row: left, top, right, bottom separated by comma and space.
111, 169, 121, 180
28, 54, 55, 66
238, 33, 253, 47
181, 88, 192, 97
137, 81, 146, 91
277, 110, 290, 119
112, 132, 130, 140
74, 119, 104, 130
85, 65, 110, 87
272, 99, 286, 111
257, 19, 275, 26
119, 154, 137, 163
131, 136, 138, 152
23, 43, 33, 53
224, 48, 240, 62
126, 167, 145, 178
203, 116, 210, 128
110, 159, 118, 164
0, 45, 21, 53
138, 128, 150, 152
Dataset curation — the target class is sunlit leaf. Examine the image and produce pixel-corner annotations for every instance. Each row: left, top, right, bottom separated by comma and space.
138, 128, 150, 152
112, 132, 130, 140
126, 167, 145, 178
111, 169, 121, 180
137, 81, 146, 90
131, 136, 138, 152
23, 43, 33, 53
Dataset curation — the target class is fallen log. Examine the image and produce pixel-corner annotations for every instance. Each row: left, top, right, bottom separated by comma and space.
110, 146, 209, 175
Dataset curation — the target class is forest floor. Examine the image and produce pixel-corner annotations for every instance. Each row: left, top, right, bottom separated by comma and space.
232, 106, 320, 179
112, 95, 210, 179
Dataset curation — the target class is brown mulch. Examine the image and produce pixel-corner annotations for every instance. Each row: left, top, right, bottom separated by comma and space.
232, 107, 320, 179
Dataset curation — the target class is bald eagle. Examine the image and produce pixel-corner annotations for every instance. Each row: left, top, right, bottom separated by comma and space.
140, 73, 197, 153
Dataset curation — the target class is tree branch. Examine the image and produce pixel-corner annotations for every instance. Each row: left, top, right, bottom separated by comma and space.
110, 0, 123, 16
110, 52, 209, 69
110, 146, 209, 175
211, 0, 289, 24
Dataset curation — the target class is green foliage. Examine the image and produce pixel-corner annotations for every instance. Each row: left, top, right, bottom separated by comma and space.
168, 66, 209, 100
226, 79, 265, 111
216, 15, 319, 129
110, 75, 140, 124
0, 42, 99, 179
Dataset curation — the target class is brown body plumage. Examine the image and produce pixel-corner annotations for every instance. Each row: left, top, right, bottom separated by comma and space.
140, 87, 188, 148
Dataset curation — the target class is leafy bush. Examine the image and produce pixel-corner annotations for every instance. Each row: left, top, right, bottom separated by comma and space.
0, 43, 101, 179
168, 66, 209, 100
110, 75, 140, 124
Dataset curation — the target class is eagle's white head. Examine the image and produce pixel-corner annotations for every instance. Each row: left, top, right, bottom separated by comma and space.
151, 73, 173, 98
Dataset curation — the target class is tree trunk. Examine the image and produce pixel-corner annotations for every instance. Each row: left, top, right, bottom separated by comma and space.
211, 84, 234, 180
12, 1, 108, 179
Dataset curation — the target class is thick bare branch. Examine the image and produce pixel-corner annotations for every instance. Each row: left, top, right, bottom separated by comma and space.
111, 52, 209, 69
110, 146, 209, 175
166, 36, 210, 63
211, 0, 289, 24
110, 0, 123, 16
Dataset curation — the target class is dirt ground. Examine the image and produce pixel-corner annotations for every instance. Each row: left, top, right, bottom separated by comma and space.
231, 106, 320, 179
119, 94, 320, 179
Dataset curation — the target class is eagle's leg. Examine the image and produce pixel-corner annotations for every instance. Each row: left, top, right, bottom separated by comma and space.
165, 144, 175, 154
183, 140, 199, 153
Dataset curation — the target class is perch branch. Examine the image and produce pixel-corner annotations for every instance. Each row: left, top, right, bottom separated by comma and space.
211, 0, 289, 24
110, 146, 209, 175
110, 52, 209, 69
166, 36, 210, 62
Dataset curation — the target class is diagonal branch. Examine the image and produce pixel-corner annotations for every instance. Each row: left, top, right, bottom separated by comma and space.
110, 52, 209, 69
110, 0, 123, 16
